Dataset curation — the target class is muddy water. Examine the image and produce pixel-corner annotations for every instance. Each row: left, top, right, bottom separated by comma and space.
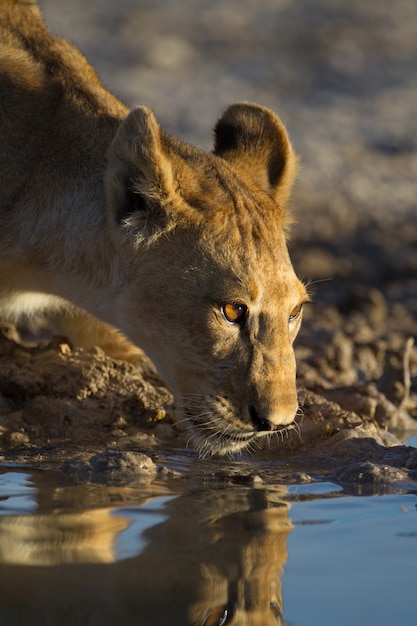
1, 450, 416, 626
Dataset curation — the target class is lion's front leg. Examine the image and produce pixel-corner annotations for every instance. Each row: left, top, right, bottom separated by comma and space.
48, 310, 157, 371
2, 307, 158, 378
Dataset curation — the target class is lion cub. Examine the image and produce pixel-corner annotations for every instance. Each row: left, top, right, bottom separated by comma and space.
0, 0, 309, 456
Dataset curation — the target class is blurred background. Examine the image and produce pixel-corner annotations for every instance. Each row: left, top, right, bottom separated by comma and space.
39, 0, 417, 303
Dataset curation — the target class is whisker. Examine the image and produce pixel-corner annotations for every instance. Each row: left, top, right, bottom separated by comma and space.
174, 392, 303, 457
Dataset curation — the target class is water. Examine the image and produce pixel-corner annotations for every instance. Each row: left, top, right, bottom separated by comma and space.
284, 485, 417, 626
0, 457, 416, 626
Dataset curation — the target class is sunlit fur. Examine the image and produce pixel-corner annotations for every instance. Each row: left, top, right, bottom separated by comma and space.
0, 0, 309, 456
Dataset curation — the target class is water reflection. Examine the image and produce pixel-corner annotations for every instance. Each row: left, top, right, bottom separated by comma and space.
0, 470, 291, 625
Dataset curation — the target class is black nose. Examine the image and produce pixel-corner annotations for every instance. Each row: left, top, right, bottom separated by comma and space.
249, 405, 274, 432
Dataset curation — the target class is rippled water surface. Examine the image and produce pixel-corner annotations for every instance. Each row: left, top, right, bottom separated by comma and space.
0, 453, 416, 626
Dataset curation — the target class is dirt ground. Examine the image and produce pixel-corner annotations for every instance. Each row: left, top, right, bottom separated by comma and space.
1, 0, 416, 482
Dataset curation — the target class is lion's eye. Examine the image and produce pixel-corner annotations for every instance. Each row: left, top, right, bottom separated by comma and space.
222, 302, 247, 325
289, 303, 303, 322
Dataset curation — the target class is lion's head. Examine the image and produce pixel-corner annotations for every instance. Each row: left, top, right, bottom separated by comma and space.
105, 103, 309, 456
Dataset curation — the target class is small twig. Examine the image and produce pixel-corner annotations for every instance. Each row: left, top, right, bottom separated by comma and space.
400, 337, 415, 410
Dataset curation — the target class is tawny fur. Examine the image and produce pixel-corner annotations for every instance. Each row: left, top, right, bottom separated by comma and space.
0, 0, 308, 456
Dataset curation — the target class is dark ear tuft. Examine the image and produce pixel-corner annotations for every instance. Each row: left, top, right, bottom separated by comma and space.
116, 181, 147, 225
214, 103, 298, 207
105, 107, 176, 241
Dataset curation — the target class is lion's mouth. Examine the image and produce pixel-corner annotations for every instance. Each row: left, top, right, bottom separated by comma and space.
182, 407, 295, 457
220, 429, 256, 442
220, 423, 292, 443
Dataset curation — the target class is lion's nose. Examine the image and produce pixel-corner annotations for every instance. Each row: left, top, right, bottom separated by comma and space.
249, 404, 296, 432
249, 405, 274, 431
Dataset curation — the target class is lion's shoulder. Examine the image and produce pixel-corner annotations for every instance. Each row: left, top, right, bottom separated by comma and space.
0, 0, 126, 211
0, 0, 125, 117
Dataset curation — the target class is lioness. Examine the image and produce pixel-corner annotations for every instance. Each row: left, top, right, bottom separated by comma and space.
0, 0, 309, 456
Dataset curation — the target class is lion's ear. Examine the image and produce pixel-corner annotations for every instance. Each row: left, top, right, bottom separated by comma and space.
105, 106, 175, 240
213, 103, 298, 207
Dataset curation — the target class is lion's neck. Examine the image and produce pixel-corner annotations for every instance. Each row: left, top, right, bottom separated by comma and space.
4, 121, 127, 326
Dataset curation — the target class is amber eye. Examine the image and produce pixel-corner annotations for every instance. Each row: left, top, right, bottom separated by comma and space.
289, 303, 303, 322
222, 302, 247, 325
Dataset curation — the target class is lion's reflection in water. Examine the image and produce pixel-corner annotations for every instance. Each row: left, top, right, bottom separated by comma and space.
0, 477, 291, 625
